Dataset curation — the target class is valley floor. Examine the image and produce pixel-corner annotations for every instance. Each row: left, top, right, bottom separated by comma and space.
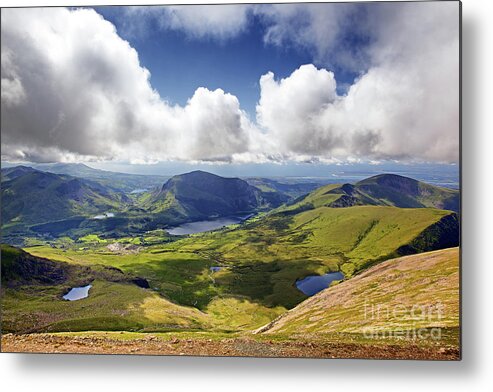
1, 331, 460, 360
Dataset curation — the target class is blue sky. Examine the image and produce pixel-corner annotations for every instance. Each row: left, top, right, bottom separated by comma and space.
95, 6, 360, 118
1, 3, 460, 176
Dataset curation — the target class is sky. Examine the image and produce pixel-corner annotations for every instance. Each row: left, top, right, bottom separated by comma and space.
0, 2, 460, 176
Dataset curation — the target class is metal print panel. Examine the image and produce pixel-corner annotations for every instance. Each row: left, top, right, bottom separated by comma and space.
0, 1, 461, 360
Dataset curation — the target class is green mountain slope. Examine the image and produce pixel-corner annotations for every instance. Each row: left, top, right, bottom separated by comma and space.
1, 165, 39, 181
257, 247, 459, 336
1, 167, 129, 225
1, 244, 73, 287
175, 204, 458, 271
16, 204, 459, 331
159, 204, 458, 308
354, 174, 460, 211
1, 171, 461, 337
29, 162, 169, 193
282, 174, 459, 213
1, 245, 210, 333
142, 170, 282, 223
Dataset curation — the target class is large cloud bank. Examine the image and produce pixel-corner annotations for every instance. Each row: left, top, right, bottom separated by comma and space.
257, 2, 459, 163
1, 3, 459, 164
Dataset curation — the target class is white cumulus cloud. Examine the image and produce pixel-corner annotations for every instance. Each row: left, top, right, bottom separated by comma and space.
257, 64, 339, 156
0, 7, 253, 163
254, 2, 459, 163
1, 3, 459, 165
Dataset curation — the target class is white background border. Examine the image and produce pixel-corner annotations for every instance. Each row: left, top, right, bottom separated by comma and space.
1, 0, 491, 390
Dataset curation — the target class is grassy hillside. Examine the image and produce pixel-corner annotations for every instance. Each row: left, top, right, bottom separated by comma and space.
2, 172, 460, 337
2, 280, 211, 334
356, 174, 460, 211
1, 244, 73, 287
280, 174, 459, 213
1, 170, 459, 246
258, 248, 459, 336
1, 168, 129, 225
0, 244, 211, 333
169, 205, 459, 279
23, 203, 458, 317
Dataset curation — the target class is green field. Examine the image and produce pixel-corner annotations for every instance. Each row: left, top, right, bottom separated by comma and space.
2, 202, 457, 334
1, 173, 460, 358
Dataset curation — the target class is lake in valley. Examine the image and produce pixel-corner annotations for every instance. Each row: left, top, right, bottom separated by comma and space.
63, 285, 92, 301
296, 272, 344, 296
166, 215, 252, 235
93, 212, 115, 219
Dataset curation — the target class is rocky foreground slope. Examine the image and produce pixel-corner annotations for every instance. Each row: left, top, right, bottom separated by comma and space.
1, 332, 459, 359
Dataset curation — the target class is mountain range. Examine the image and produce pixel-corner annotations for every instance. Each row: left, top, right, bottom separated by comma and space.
24, 162, 169, 193
1, 166, 461, 351
1, 166, 460, 245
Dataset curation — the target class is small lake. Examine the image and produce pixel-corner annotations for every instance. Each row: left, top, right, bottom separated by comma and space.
166, 215, 252, 236
93, 212, 115, 220
210, 266, 223, 273
63, 285, 92, 301
296, 272, 344, 296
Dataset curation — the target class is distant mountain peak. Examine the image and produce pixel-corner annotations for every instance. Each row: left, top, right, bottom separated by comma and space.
356, 173, 422, 197
176, 170, 228, 179
357, 173, 419, 184
149, 170, 261, 221
284, 173, 459, 212
1, 165, 40, 181
2, 165, 37, 172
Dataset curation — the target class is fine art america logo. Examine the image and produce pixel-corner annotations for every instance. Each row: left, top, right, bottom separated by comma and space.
362, 300, 445, 341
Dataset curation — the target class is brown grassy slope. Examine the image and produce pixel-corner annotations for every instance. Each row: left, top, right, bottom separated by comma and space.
258, 247, 459, 335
